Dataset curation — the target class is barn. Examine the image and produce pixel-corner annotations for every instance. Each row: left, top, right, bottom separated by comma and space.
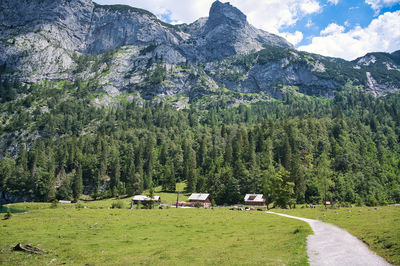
244, 194, 266, 206
188, 193, 211, 207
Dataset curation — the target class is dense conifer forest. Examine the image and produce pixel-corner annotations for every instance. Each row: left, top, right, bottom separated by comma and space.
1, 79, 400, 207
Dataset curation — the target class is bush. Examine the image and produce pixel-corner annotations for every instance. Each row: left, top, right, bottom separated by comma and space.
195, 202, 201, 208
365, 194, 378, 207
355, 196, 364, 207
3, 209, 12, 220
142, 201, 154, 209
75, 203, 84, 209
51, 200, 58, 209
337, 202, 352, 208
111, 200, 125, 209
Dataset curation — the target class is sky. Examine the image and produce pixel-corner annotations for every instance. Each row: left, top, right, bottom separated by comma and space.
94, 0, 400, 61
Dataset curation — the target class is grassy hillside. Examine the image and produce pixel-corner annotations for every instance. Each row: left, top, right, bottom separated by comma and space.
274, 206, 400, 265
0, 203, 310, 265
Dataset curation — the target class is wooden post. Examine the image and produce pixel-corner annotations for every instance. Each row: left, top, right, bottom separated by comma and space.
176, 191, 180, 208
130, 199, 134, 209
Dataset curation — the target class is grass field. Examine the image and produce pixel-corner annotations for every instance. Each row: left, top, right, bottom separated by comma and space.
0, 203, 310, 265
274, 206, 400, 265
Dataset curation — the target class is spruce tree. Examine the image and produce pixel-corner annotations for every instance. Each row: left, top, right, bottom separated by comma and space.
72, 165, 83, 202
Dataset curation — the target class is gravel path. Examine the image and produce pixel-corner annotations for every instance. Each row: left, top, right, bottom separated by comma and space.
267, 211, 391, 266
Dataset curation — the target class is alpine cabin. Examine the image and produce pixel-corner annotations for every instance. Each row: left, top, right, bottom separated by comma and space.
244, 194, 266, 206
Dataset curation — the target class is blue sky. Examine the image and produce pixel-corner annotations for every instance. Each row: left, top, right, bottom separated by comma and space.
95, 0, 400, 60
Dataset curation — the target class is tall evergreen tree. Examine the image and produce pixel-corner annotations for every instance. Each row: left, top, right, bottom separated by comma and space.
72, 165, 83, 202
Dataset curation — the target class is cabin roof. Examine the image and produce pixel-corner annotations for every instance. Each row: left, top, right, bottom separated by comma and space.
244, 194, 265, 202
188, 193, 210, 201
133, 195, 160, 201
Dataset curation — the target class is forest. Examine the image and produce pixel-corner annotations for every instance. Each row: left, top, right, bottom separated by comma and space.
1, 79, 400, 207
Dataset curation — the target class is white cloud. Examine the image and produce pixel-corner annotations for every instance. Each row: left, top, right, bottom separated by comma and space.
230, 0, 321, 33
298, 11, 400, 60
300, 0, 322, 14
320, 23, 345, 35
94, 0, 214, 24
281, 31, 304, 45
365, 0, 400, 12
327, 0, 339, 4
94, 0, 321, 34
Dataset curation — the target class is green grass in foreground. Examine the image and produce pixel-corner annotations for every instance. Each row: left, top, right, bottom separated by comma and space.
274, 206, 400, 265
0, 203, 310, 265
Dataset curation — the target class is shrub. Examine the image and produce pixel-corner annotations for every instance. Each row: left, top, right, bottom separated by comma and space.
355, 196, 364, 207
111, 200, 125, 209
195, 202, 201, 208
3, 209, 12, 220
51, 200, 58, 209
142, 201, 154, 209
365, 194, 378, 207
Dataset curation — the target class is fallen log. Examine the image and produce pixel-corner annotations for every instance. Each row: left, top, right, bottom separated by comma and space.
12, 243, 46, 255
25, 244, 46, 253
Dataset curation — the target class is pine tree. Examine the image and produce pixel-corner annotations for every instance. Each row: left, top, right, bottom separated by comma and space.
315, 152, 333, 205
110, 149, 121, 196
281, 134, 291, 170
224, 139, 233, 166
133, 172, 144, 195
72, 165, 83, 202
162, 160, 176, 192
290, 151, 306, 203
184, 140, 197, 193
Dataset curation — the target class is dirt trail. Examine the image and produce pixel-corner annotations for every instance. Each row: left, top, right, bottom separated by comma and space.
267, 212, 391, 266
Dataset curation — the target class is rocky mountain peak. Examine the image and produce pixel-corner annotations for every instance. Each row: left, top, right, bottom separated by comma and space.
4, 0, 399, 101
207, 1, 247, 29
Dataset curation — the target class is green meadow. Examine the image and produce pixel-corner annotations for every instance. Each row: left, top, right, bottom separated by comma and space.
274, 206, 400, 265
0, 203, 310, 266
2, 191, 399, 266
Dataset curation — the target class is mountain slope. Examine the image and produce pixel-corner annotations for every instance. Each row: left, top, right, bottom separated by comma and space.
0, 0, 399, 104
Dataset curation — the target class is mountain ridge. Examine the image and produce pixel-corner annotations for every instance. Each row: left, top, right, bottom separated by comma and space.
0, 0, 399, 102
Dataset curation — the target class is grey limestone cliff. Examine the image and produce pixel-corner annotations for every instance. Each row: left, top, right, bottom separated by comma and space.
0, 0, 399, 102
179, 1, 292, 61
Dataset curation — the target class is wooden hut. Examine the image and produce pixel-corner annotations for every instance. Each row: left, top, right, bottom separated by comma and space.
188, 193, 211, 207
132, 195, 161, 204
244, 194, 266, 206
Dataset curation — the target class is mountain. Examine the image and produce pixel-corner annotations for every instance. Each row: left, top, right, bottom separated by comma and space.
1, 0, 399, 106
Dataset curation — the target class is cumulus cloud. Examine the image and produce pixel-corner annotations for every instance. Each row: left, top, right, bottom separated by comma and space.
94, 0, 213, 23
300, 0, 322, 14
298, 11, 400, 60
94, 0, 321, 34
281, 31, 304, 45
365, 0, 400, 13
225, 0, 321, 34
320, 23, 345, 35
327, 0, 339, 4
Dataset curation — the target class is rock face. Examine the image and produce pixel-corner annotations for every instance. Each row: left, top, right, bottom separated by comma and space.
203, 1, 291, 57
180, 1, 292, 61
0, 0, 399, 100
0, 0, 290, 79
86, 4, 183, 54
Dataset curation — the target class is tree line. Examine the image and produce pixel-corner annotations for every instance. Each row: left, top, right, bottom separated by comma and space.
1, 81, 400, 207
